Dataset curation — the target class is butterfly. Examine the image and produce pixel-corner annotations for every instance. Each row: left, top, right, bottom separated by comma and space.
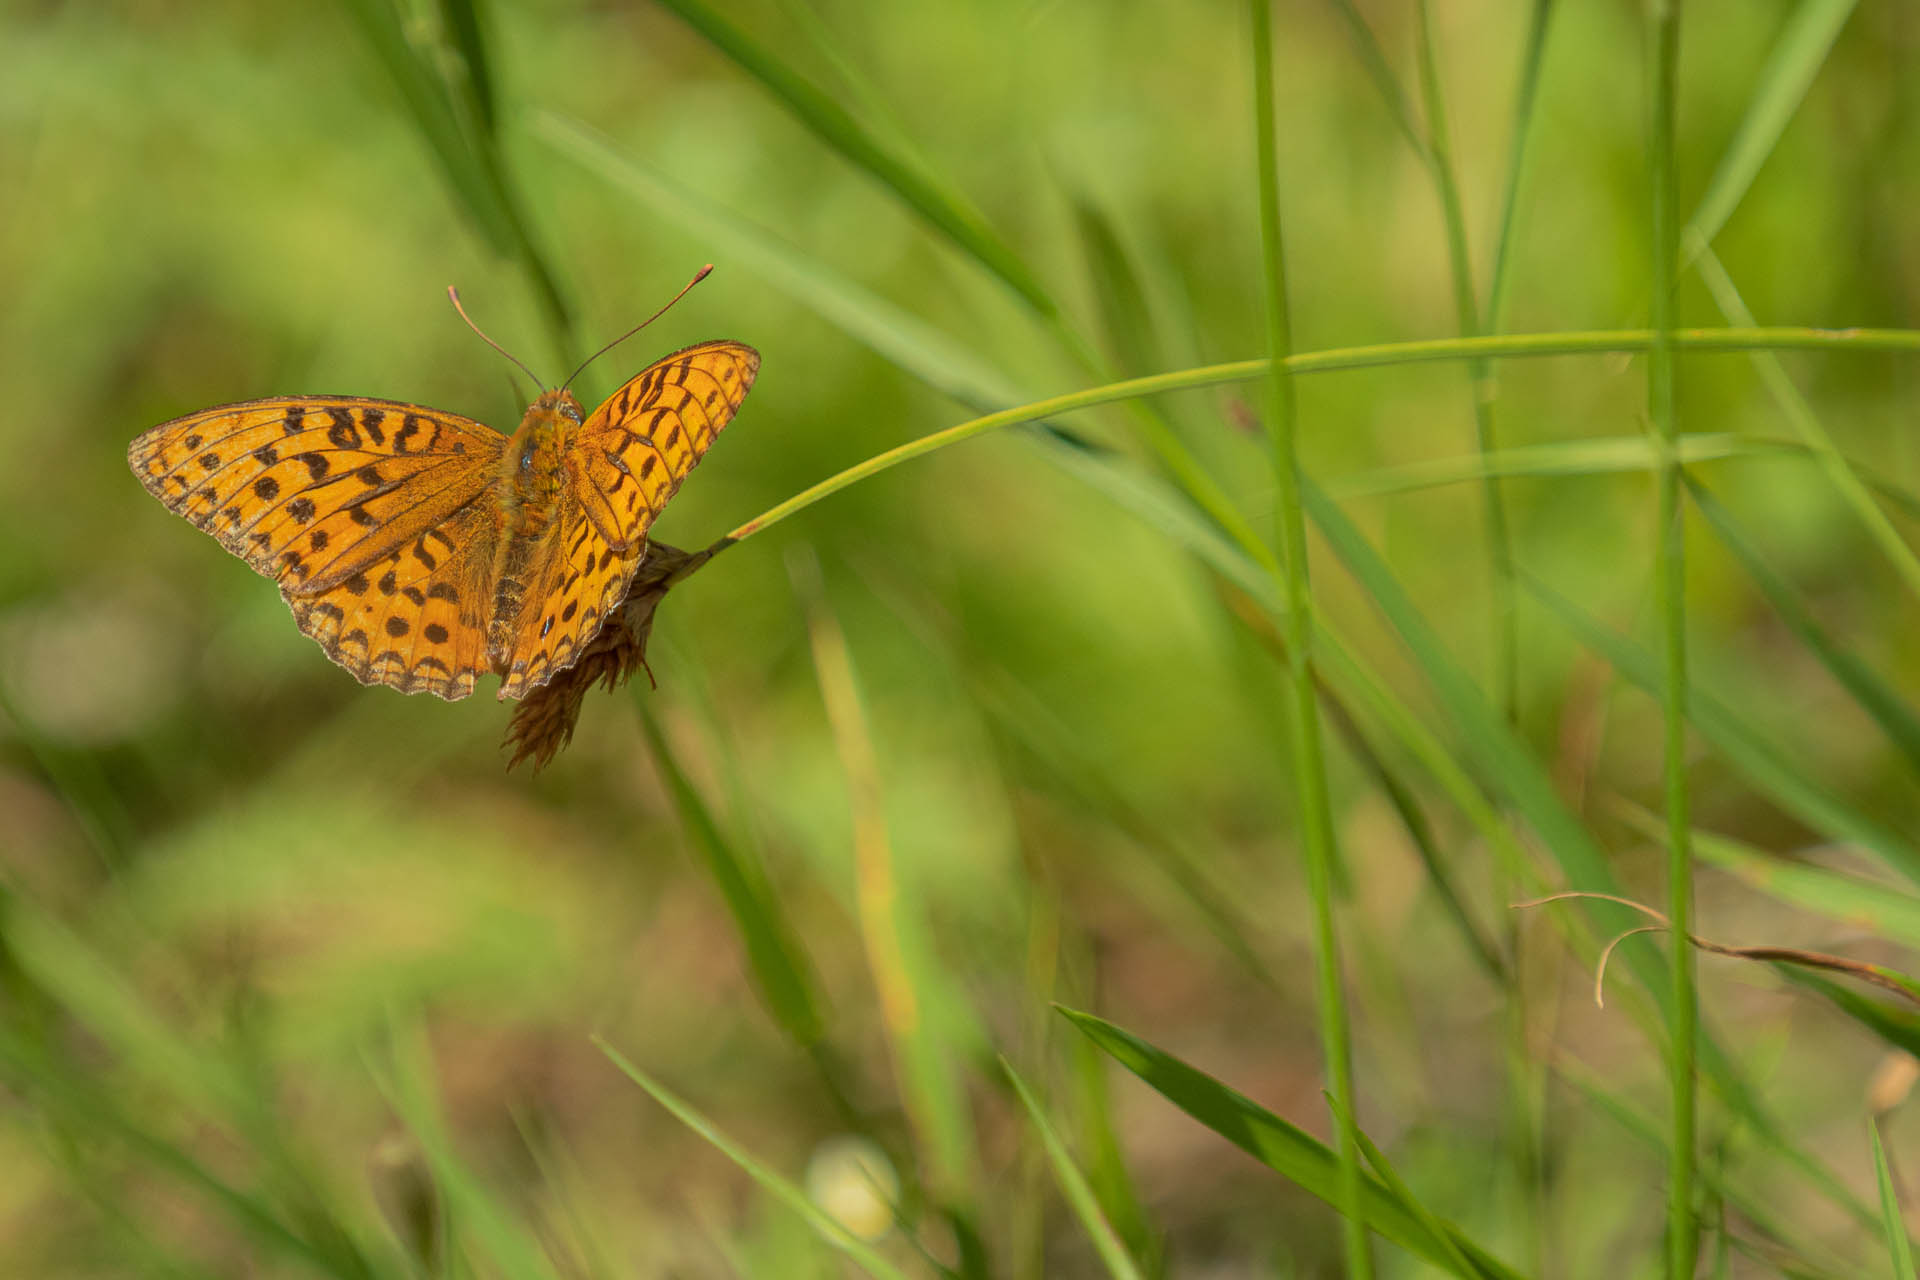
129, 325, 758, 702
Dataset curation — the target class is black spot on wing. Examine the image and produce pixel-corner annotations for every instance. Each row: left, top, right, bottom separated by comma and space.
326, 408, 359, 449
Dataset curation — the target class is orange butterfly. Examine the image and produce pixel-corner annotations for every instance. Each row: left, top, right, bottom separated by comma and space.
129, 305, 757, 702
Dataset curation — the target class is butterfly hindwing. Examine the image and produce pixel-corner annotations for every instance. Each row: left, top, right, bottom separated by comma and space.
287, 495, 501, 700
492, 487, 643, 701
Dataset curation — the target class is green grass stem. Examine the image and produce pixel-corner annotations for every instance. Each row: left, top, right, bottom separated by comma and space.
1645, 3, 1696, 1270
1249, 4, 1368, 1274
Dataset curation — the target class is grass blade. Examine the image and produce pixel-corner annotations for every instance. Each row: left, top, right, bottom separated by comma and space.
593, 1036, 914, 1280
1871, 1118, 1917, 1277
1524, 572, 1920, 883
1330, 433, 1781, 497
1058, 1006, 1522, 1279
532, 111, 1027, 412
433, 0, 496, 136
1687, 477, 1920, 775
636, 702, 826, 1048
1682, 825, 1920, 950
335, 0, 512, 250
650, 0, 1054, 316
794, 547, 982, 1210
1557, 1060, 1866, 1272
1776, 969, 1920, 1058
370, 1019, 555, 1280
1644, 2, 1697, 1269
1068, 1032, 1162, 1276
1685, 0, 1859, 255
339, 0, 574, 364
1322, 0, 1429, 161
1299, 476, 1871, 1221
1323, 1090, 1484, 1280
1000, 1059, 1147, 1280
1249, 6, 1368, 1273
1486, 0, 1555, 327
1692, 246, 1920, 602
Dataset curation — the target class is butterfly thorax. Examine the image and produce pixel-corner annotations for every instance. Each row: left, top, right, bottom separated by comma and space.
499, 389, 584, 537
486, 389, 587, 672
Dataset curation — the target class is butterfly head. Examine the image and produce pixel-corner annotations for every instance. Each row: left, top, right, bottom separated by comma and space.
530, 388, 586, 426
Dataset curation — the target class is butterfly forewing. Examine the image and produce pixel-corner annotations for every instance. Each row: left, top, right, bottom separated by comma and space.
130, 396, 508, 699
573, 341, 760, 550
491, 340, 759, 702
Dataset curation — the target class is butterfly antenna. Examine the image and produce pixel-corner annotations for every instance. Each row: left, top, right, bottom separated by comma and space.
447, 286, 547, 389
562, 264, 713, 392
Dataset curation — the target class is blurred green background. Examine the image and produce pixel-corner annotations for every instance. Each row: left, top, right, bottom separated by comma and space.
4, 0, 1920, 1275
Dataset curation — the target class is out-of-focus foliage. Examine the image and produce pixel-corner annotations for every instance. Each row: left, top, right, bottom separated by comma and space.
3, 0, 1919, 1275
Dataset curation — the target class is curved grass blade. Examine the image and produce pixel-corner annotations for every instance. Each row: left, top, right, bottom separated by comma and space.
592, 1035, 914, 1280
1001, 1059, 1147, 1280
1058, 1006, 1522, 1279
